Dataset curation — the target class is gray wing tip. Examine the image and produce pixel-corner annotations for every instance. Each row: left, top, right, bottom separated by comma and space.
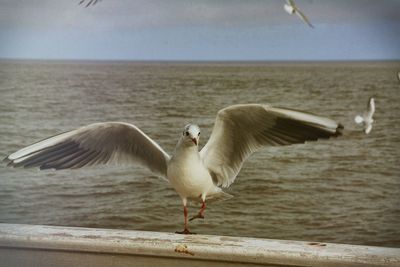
334, 123, 344, 137
4, 158, 25, 169
321, 122, 343, 139
4, 156, 33, 169
3, 156, 20, 168
3, 155, 11, 164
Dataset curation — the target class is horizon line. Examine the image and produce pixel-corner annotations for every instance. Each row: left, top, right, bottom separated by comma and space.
1, 57, 400, 64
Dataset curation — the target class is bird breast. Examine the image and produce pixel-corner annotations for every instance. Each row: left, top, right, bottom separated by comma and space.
167, 150, 213, 198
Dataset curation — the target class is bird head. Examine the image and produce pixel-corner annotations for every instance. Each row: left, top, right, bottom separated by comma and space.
182, 124, 200, 147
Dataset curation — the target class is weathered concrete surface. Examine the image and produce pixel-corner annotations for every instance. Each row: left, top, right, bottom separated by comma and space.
0, 223, 399, 267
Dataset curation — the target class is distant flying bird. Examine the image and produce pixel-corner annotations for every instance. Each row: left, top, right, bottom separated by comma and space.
284, 0, 314, 28
5, 104, 342, 234
355, 97, 375, 134
79, 0, 101, 7
397, 72, 400, 82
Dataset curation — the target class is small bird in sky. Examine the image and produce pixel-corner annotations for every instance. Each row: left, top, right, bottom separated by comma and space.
355, 97, 375, 134
5, 104, 342, 234
79, 0, 101, 8
284, 0, 314, 28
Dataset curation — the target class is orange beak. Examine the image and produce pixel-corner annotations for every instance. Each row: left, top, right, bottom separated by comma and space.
191, 138, 197, 146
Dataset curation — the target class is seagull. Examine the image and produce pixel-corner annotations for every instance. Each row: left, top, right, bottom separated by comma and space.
284, 0, 314, 28
5, 104, 342, 234
397, 72, 400, 82
355, 97, 375, 134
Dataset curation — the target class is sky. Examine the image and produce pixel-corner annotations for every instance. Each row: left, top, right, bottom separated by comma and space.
0, 0, 400, 61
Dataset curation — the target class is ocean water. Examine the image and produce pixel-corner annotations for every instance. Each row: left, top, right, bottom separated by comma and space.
0, 60, 399, 247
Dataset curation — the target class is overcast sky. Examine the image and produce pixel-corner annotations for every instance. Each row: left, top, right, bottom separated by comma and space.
1, 0, 399, 60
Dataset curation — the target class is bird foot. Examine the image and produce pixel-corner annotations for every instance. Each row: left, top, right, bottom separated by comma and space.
175, 229, 196, 235
189, 213, 204, 221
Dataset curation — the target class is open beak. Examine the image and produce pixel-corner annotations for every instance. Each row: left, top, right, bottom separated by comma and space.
191, 138, 197, 146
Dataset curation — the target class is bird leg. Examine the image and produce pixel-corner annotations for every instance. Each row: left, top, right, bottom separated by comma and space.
189, 200, 206, 221
176, 201, 195, 234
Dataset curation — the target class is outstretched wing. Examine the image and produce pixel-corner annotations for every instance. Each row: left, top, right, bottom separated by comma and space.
365, 122, 373, 134
5, 122, 170, 179
367, 97, 375, 118
286, 0, 296, 7
295, 8, 314, 28
200, 104, 343, 188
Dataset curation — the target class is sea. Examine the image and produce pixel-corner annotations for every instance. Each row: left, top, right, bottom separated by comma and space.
0, 59, 399, 247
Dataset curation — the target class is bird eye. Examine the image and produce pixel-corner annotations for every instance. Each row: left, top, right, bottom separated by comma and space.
198, 132, 200, 136
185, 132, 189, 136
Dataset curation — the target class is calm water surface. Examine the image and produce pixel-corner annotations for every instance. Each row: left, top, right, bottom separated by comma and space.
0, 60, 399, 247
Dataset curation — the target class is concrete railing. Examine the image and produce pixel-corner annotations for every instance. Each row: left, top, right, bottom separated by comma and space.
0, 223, 399, 267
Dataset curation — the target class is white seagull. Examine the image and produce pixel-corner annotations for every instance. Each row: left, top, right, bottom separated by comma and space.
5, 104, 342, 234
284, 0, 314, 28
355, 97, 375, 134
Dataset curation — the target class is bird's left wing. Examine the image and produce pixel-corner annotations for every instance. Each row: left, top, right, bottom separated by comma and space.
367, 97, 375, 117
200, 104, 342, 188
5, 122, 170, 179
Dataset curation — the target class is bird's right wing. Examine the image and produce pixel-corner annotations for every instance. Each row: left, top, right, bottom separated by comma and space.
200, 104, 343, 188
5, 122, 170, 179
295, 9, 314, 28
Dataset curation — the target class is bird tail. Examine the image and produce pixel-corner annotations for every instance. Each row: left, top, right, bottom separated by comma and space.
354, 115, 364, 124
